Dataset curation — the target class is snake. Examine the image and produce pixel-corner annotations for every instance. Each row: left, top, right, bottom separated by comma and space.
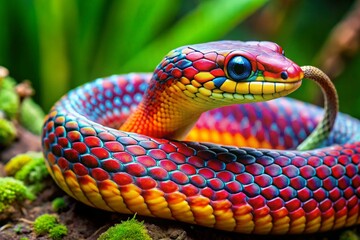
42, 41, 360, 234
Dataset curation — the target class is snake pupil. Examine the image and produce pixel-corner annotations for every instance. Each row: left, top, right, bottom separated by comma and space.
234, 63, 245, 75
281, 71, 288, 80
227, 56, 252, 81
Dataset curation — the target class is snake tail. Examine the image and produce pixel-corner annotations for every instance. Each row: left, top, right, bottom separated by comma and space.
297, 66, 339, 151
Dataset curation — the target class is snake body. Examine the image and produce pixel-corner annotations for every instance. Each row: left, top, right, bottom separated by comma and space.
42, 41, 360, 234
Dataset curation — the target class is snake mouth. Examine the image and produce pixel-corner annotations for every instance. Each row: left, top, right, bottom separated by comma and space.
208, 80, 302, 102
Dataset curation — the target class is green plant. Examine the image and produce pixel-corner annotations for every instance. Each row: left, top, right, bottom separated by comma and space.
5, 152, 48, 194
0, 118, 16, 146
0, 76, 16, 91
19, 237, 29, 240
33, 214, 58, 235
13, 224, 23, 234
14, 156, 48, 194
98, 216, 151, 240
0, 88, 19, 119
340, 230, 360, 240
0, 177, 34, 213
4, 153, 33, 176
19, 97, 45, 135
33, 214, 68, 240
48, 224, 68, 240
51, 197, 66, 212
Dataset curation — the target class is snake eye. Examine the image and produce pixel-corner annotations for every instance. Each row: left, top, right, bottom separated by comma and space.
227, 56, 252, 81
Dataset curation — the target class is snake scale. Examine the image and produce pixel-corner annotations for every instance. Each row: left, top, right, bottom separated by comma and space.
42, 41, 360, 234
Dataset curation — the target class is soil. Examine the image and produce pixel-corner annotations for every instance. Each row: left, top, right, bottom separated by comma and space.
0, 127, 359, 240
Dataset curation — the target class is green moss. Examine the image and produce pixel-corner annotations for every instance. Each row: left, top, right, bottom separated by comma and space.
52, 197, 66, 212
48, 224, 68, 240
0, 77, 16, 90
340, 230, 360, 240
0, 177, 34, 213
33, 214, 58, 235
6, 152, 49, 194
5, 153, 33, 176
13, 224, 23, 234
33, 214, 68, 239
0, 118, 16, 146
19, 98, 45, 135
0, 88, 19, 119
15, 157, 48, 185
98, 216, 151, 240
19, 237, 29, 240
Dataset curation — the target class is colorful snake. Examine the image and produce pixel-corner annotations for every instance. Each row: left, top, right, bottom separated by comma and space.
42, 41, 360, 234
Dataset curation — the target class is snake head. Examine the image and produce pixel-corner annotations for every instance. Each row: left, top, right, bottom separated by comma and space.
153, 40, 303, 105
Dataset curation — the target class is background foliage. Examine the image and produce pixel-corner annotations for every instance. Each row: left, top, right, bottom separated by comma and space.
1, 0, 359, 118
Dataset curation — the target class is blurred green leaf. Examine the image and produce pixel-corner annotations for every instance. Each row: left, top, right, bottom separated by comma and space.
122, 0, 269, 71
70, 0, 106, 86
92, 0, 181, 76
34, 0, 74, 110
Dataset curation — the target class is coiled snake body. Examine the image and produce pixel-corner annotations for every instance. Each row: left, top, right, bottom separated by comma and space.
42, 41, 360, 234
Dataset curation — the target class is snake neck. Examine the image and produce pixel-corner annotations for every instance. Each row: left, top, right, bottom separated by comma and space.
120, 77, 211, 139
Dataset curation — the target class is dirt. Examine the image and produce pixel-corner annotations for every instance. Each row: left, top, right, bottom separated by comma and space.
0, 128, 359, 240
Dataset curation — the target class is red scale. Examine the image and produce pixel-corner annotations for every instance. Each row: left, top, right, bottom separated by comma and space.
72, 142, 88, 154
185, 51, 203, 61
248, 195, 266, 209
148, 167, 168, 180
136, 156, 156, 167
113, 152, 132, 163
192, 59, 216, 71
158, 159, 177, 171
200, 187, 214, 199
170, 171, 189, 185
98, 132, 116, 141
73, 163, 88, 176
179, 164, 196, 175
84, 136, 101, 147
159, 180, 178, 193
64, 149, 79, 162
207, 178, 224, 191
182, 67, 198, 80
181, 184, 199, 197
81, 154, 99, 168
225, 181, 241, 193
126, 163, 147, 177
168, 152, 186, 164
104, 141, 124, 152
148, 149, 167, 160
189, 175, 206, 187
159, 143, 176, 153
261, 185, 279, 200
207, 159, 225, 171
90, 147, 109, 159
279, 187, 296, 201
254, 174, 272, 187
57, 157, 69, 170
213, 190, 229, 201
112, 172, 133, 185
125, 145, 146, 156
67, 131, 81, 142
101, 159, 121, 172
187, 156, 205, 168
57, 137, 69, 148
136, 177, 156, 190
91, 168, 110, 181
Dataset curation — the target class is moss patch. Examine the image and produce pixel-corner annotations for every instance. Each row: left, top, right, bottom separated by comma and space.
98, 216, 151, 240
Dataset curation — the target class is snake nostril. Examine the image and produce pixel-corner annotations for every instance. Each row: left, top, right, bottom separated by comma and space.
281, 71, 288, 80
